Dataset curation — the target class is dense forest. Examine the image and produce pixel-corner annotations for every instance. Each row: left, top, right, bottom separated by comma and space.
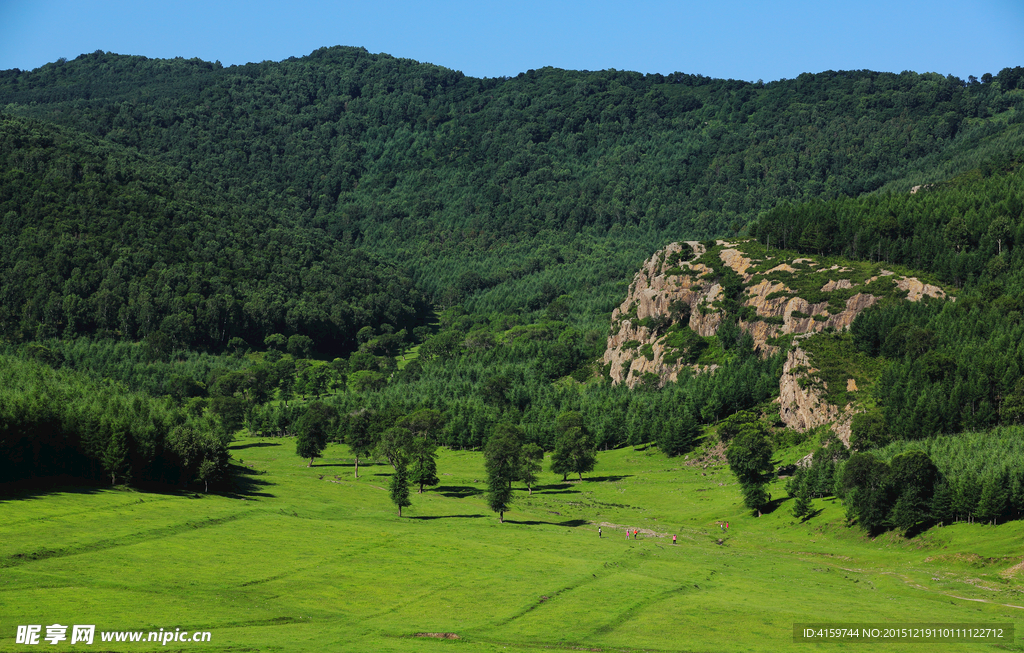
0, 114, 428, 354
2, 48, 1024, 535
2, 50, 1023, 312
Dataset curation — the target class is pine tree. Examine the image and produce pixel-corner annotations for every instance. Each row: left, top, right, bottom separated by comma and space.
103, 429, 129, 486
976, 474, 1008, 525
389, 459, 411, 517
726, 425, 774, 515
930, 481, 954, 526
519, 443, 544, 495
658, 408, 699, 457
792, 488, 813, 521
485, 423, 522, 522
409, 437, 439, 493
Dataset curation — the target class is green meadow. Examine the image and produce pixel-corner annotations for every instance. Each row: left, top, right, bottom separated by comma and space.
3, 439, 1023, 653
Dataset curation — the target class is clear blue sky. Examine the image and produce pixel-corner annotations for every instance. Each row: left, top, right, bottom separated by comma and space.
1, 0, 1021, 81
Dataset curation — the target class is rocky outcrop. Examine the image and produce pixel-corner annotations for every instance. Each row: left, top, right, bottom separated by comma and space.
603, 240, 950, 389
777, 344, 856, 443
603, 239, 953, 444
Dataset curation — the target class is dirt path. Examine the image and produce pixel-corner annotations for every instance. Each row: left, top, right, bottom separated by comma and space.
594, 521, 699, 541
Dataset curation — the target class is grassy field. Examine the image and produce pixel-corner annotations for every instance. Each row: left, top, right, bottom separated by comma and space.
2, 438, 1023, 652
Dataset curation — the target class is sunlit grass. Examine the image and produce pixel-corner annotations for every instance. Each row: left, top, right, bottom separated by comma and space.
2, 437, 1022, 652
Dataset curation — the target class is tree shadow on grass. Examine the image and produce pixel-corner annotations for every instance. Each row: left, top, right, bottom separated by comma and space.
434, 485, 484, 498
504, 518, 589, 527
759, 496, 788, 515
230, 441, 284, 450
0, 479, 105, 503
799, 508, 824, 522
223, 463, 275, 499
903, 519, 936, 539
408, 514, 486, 520
581, 475, 631, 483
532, 484, 580, 495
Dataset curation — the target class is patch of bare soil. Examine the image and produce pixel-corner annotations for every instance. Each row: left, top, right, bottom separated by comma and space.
684, 440, 726, 467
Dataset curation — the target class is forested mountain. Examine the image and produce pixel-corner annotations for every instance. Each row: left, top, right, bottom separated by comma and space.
2, 49, 1022, 306
3, 45, 1024, 533
0, 113, 427, 354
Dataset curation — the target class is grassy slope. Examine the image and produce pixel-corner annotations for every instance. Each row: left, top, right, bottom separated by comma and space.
2, 440, 1022, 652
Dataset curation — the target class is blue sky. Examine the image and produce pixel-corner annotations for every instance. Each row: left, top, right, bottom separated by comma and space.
1, 0, 1021, 81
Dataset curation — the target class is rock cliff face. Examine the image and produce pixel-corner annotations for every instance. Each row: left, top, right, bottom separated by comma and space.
603, 239, 951, 435
777, 345, 857, 443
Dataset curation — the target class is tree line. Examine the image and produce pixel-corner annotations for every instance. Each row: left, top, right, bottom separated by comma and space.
0, 353, 227, 490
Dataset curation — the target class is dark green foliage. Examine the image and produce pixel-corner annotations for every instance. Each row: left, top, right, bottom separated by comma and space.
166, 424, 229, 492
790, 438, 850, 503
340, 409, 377, 477
7, 49, 1024, 535
389, 458, 411, 517
717, 410, 760, 444
850, 410, 891, 451
791, 485, 813, 521
376, 426, 413, 470
660, 323, 706, 365
0, 114, 428, 356
657, 407, 699, 457
887, 450, 938, 532
930, 481, 954, 526
6, 54, 1014, 262
519, 443, 544, 494
550, 412, 597, 481
0, 353, 222, 489
839, 445, 938, 534
484, 423, 522, 521
103, 429, 130, 486
295, 402, 338, 466
408, 437, 439, 493
725, 422, 774, 514
839, 452, 894, 533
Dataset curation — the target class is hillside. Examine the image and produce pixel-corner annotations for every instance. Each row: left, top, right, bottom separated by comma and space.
4, 435, 1024, 653
2, 48, 1024, 535
0, 113, 428, 354
4, 46, 1024, 651
1, 51, 1023, 310
602, 240, 953, 439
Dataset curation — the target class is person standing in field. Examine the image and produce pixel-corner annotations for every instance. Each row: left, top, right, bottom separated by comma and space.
672, 534, 677, 544
598, 527, 602, 538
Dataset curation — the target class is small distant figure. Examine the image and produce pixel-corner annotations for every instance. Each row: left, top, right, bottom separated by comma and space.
626, 528, 630, 540
672, 534, 677, 544
598, 527, 602, 538
725, 521, 730, 530
633, 529, 638, 539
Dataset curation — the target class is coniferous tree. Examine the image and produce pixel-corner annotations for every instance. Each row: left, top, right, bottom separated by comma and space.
484, 424, 522, 522
519, 443, 544, 495
103, 429, 129, 486
408, 437, 439, 493
792, 484, 813, 521
658, 407, 699, 457
726, 424, 774, 515
930, 481, 954, 526
389, 458, 411, 517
